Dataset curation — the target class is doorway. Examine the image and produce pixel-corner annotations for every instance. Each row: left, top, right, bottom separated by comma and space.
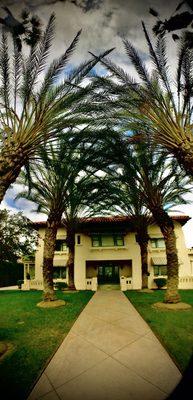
98, 264, 119, 284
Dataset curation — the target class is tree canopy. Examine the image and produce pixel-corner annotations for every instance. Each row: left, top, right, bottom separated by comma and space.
0, 209, 38, 262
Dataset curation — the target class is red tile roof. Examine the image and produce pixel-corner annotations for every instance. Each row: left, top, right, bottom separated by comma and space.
33, 214, 190, 228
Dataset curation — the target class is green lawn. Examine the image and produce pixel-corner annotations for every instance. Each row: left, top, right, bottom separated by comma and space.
125, 290, 193, 373
0, 290, 93, 399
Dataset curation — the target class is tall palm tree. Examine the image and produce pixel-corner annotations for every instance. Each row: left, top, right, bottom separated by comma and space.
92, 26, 193, 178
124, 142, 191, 303
107, 179, 152, 289
0, 11, 113, 204
17, 134, 112, 300
96, 133, 152, 289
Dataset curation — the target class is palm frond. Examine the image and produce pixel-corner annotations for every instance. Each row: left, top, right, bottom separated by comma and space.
38, 29, 81, 101
0, 30, 11, 120
20, 13, 55, 105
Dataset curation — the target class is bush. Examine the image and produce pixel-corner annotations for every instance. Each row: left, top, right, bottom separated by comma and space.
17, 279, 24, 289
54, 281, 68, 291
154, 277, 167, 289
0, 261, 23, 287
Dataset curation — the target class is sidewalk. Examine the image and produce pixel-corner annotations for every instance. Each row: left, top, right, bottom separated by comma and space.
28, 290, 181, 400
0, 285, 18, 290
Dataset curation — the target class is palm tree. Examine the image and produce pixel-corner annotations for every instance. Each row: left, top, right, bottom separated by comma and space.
0, 10, 113, 204
17, 134, 112, 300
124, 142, 191, 303
108, 180, 152, 289
92, 25, 193, 178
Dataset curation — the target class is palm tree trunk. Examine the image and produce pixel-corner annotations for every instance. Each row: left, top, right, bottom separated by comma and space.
136, 229, 149, 289
0, 142, 26, 204
66, 226, 76, 290
175, 144, 193, 179
140, 241, 149, 289
43, 214, 62, 301
152, 209, 180, 303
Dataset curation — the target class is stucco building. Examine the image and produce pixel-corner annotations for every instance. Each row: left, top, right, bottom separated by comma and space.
23, 215, 193, 291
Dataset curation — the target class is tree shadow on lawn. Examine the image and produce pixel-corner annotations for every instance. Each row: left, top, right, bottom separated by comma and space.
167, 355, 193, 399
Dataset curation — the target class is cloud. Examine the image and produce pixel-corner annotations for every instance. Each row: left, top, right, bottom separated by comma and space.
0, 0, 104, 12
0, 184, 47, 222
0, 0, 178, 62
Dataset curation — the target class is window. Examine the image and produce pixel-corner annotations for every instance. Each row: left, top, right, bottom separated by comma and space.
91, 234, 124, 247
154, 265, 167, 276
77, 235, 81, 245
151, 238, 165, 249
53, 267, 66, 279
115, 235, 124, 246
55, 240, 67, 251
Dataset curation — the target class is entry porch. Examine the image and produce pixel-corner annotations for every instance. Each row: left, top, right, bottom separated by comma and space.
85, 260, 132, 290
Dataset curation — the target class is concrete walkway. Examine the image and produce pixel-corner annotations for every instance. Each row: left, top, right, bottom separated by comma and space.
28, 290, 181, 400
0, 285, 18, 290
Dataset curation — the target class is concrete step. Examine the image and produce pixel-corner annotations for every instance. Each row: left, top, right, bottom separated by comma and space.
98, 284, 120, 291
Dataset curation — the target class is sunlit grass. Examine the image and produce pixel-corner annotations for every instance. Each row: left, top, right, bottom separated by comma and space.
125, 290, 193, 372
0, 290, 93, 399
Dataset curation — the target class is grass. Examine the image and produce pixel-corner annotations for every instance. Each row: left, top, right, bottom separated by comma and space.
125, 290, 193, 373
0, 289, 93, 399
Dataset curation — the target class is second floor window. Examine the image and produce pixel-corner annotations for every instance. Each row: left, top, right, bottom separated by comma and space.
91, 234, 124, 247
55, 240, 67, 252
150, 238, 165, 249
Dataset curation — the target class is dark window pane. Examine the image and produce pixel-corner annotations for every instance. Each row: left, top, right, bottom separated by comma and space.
160, 266, 167, 275
53, 267, 66, 279
55, 240, 67, 251
151, 238, 165, 249
101, 236, 114, 246
115, 235, 124, 246
154, 265, 167, 276
154, 266, 159, 275
91, 235, 100, 247
91, 234, 124, 247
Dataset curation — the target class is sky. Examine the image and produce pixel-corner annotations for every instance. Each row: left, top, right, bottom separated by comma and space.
0, 0, 193, 247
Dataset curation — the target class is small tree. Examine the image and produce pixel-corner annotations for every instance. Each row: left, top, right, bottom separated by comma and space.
0, 209, 37, 262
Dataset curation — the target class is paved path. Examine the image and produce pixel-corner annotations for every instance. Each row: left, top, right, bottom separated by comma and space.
0, 285, 18, 290
28, 290, 181, 400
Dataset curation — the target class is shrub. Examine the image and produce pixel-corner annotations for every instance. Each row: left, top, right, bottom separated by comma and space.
54, 281, 68, 291
0, 261, 23, 287
154, 277, 167, 289
17, 280, 24, 289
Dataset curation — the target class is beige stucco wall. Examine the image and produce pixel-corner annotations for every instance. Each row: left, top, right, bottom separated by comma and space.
35, 227, 68, 280
34, 221, 192, 290
74, 232, 141, 289
147, 222, 191, 288
188, 249, 193, 276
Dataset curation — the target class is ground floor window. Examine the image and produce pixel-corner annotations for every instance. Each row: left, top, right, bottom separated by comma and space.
154, 265, 167, 276
53, 267, 66, 279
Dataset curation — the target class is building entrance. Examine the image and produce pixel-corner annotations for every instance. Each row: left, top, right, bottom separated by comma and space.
98, 263, 119, 284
